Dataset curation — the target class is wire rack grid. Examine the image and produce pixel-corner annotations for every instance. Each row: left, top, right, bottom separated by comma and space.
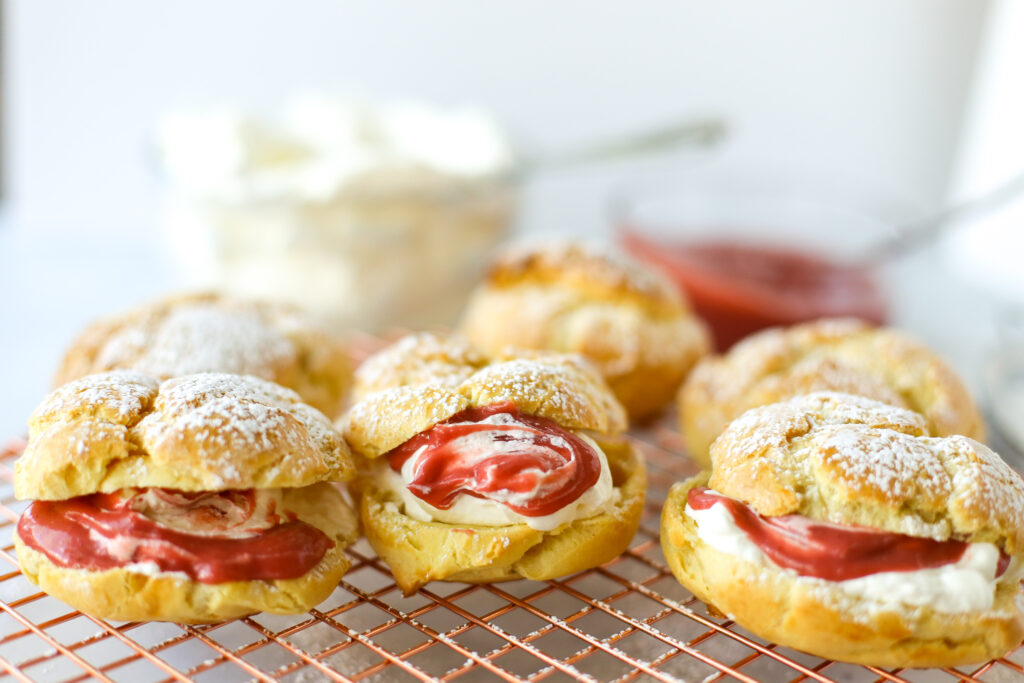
0, 337, 1021, 682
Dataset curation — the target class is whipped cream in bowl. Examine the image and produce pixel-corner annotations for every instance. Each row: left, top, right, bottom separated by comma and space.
157, 94, 518, 332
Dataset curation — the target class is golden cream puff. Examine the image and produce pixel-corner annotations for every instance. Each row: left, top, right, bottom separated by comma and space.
679, 318, 985, 466
662, 392, 1024, 667
459, 242, 710, 420
352, 331, 489, 402
14, 371, 359, 623
54, 292, 352, 419
344, 333, 645, 594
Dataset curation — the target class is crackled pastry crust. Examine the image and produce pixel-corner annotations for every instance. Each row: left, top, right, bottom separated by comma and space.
54, 292, 352, 418
352, 332, 489, 402
661, 474, 1024, 668
459, 243, 710, 420
344, 335, 642, 592
679, 318, 985, 466
359, 438, 644, 594
345, 340, 628, 458
16, 371, 354, 500
708, 392, 1024, 552
15, 483, 360, 623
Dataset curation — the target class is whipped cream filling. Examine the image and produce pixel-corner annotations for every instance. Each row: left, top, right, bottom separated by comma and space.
128, 488, 285, 536
685, 490, 1015, 614
87, 488, 287, 563
377, 428, 619, 532
118, 560, 191, 580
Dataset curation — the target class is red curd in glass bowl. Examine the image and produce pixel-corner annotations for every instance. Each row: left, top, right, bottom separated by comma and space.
620, 233, 886, 350
614, 168, 906, 350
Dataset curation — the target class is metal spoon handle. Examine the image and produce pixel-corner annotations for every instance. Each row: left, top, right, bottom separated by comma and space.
519, 117, 727, 175
862, 168, 1024, 264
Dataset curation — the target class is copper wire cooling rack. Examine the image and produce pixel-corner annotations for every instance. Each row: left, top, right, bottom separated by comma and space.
0, 337, 1022, 682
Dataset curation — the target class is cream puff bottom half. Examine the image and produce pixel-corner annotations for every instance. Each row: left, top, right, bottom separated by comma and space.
660, 474, 1024, 668
15, 482, 360, 624
358, 438, 646, 595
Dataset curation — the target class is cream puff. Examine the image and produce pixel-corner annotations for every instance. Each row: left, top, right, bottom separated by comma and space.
54, 292, 353, 419
351, 331, 489, 402
679, 318, 985, 466
344, 333, 645, 594
459, 242, 710, 420
662, 391, 1024, 667
14, 371, 359, 623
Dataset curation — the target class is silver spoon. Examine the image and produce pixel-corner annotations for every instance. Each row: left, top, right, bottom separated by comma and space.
983, 309, 1024, 467
858, 168, 1024, 265
517, 117, 728, 176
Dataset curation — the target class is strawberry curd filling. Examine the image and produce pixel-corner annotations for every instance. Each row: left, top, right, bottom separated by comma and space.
17, 488, 333, 584
387, 402, 602, 518
687, 486, 1010, 581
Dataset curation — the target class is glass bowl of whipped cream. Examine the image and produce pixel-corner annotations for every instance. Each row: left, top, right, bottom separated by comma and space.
156, 94, 517, 333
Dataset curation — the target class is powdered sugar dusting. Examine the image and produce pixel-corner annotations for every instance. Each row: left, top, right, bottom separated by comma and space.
697, 319, 873, 403
22, 370, 349, 495
808, 392, 927, 433
685, 318, 982, 453
463, 357, 624, 432
153, 373, 335, 449
345, 384, 469, 456
354, 332, 486, 398
817, 425, 951, 505
95, 304, 296, 379
711, 391, 926, 467
174, 396, 287, 448
712, 392, 928, 479
711, 391, 1024, 547
144, 397, 287, 485
159, 372, 302, 405
775, 358, 906, 408
31, 370, 159, 426
469, 360, 577, 411
493, 240, 680, 304
936, 436, 1024, 542
710, 403, 808, 467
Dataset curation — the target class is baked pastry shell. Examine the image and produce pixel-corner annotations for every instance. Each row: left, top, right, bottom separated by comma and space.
54, 292, 353, 420
16, 372, 355, 501
459, 243, 710, 421
14, 482, 360, 623
660, 473, 1024, 667
355, 437, 645, 595
344, 354, 628, 460
679, 318, 986, 467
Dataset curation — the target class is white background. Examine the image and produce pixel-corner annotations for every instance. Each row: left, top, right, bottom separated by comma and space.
5, 0, 988, 235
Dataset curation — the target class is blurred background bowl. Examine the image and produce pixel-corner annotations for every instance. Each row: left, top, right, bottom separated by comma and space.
162, 175, 517, 333
613, 163, 913, 349
153, 97, 521, 332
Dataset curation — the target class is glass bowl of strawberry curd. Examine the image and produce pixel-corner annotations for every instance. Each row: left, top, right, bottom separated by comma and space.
614, 165, 912, 351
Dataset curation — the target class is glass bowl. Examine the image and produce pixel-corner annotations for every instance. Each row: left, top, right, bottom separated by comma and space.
162, 176, 517, 333
612, 164, 912, 350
